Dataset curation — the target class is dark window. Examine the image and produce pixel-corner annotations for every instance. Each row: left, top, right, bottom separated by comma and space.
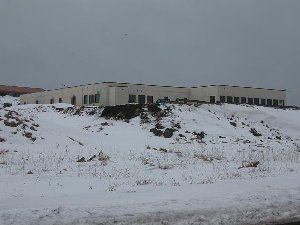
248, 98, 253, 105
95, 93, 100, 103
138, 95, 146, 104
71, 96, 76, 105
59, 98, 63, 103
254, 98, 259, 105
128, 95, 136, 103
89, 95, 94, 104
241, 97, 247, 104
210, 96, 216, 103
220, 96, 226, 103
234, 97, 240, 104
227, 96, 233, 103
279, 100, 285, 106
50, 98, 54, 104
147, 96, 154, 103
35, 100, 39, 104
267, 99, 273, 106
84, 95, 88, 104
261, 99, 266, 106
273, 99, 279, 106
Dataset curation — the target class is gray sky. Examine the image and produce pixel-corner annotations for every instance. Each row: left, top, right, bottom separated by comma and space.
0, 0, 299, 105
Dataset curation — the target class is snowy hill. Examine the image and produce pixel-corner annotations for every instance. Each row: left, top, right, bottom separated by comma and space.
0, 103, 299, 225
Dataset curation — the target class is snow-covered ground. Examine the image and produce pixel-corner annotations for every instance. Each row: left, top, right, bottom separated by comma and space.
0, 101, 299, 225
0, 95, 19, 107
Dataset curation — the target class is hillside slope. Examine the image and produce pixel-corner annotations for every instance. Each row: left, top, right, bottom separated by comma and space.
0, 103, 299, 224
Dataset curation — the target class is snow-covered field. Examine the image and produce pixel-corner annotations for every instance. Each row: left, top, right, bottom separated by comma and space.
0, 100, 299, 225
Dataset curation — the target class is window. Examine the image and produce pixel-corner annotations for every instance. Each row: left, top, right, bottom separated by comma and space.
147, 96, 154, 104
254, 98, 259, 105
248, 98, 253, 105
84, 95, 88, 104
59, 98, 63, 103
89, 95, 94, 104
210, 96, 216, 103
241, 97, 247, 104
220, 96, 226, 103
138, 95, 146, 104
234, 97, 240, 104
279, 100, 285, 106
273, 99, 279, 107
128, 95, 136, 103
71, 96, 76, 105
267, 99, 273, 106
50, 98, 54, 104
95, 93, 100, 103
35, 100, 39, 104
227, 96, 233, 103
261, 99, 266, 106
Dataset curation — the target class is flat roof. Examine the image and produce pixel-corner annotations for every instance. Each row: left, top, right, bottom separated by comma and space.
23, 82, 286, 94
191, 84, 286, 92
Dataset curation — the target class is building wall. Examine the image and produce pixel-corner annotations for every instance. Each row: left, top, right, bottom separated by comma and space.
126, 84, 190, 103
216, 86, 286, 105
190, 86, 219, 102
20, 82, 287, 107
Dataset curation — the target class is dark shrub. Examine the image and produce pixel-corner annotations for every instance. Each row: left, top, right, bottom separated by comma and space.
77, 157, 86, 162
238, 161, 260, 169
4, 120, 19, 127
24, 132, 33, 139
163, 128, 175, 138
147, 104, 161, 114
155, 123, 165, 130
230, 122, 237, 127
101, 104, 143, 120
250, 128, 262, 137
3, 103, 12, 108
150, 128, 163, 137
192, 131, 206, 139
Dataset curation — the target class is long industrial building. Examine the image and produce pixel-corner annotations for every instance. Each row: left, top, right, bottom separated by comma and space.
20, 82, 286, 107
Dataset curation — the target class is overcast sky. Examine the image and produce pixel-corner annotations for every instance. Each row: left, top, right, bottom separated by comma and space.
0, 0, 299, 105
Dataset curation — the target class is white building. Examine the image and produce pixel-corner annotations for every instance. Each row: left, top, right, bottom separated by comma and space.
20, 82, 286, 107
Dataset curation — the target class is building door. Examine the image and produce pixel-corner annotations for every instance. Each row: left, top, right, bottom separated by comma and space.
138, 95, 145, 104
71, 95, 76, 105
210, 96, 215, 103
